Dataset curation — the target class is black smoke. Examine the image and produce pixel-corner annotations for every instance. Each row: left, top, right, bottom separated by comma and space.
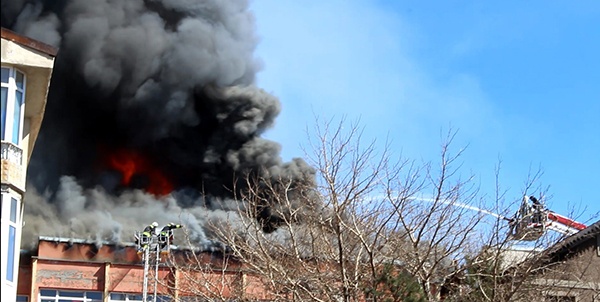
3, 0, 316, 248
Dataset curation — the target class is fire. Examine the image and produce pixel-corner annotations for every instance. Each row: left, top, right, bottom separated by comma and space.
104, 148, 173, 196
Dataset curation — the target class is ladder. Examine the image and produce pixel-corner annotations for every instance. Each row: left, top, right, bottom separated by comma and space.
135, 231, 171, 302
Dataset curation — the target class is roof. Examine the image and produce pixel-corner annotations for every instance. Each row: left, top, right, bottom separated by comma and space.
1, 27, 58, 57
37, 236, 136, 247
35, 236, 226, 253
544, 219, 600, 262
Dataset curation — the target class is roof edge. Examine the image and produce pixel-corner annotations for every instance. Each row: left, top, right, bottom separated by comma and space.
545, 219, 600, 261
1, 27, 58, 57
37, 236, 209, 253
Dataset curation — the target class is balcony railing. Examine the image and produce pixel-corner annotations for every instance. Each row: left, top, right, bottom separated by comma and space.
1, 141, 23, 165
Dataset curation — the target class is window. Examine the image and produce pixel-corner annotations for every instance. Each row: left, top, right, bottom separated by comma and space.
110, 293, 143, 301
3, 194, 21, 283
10, 196, 18, 222
178, 297, 207, 302
110, 293, 171, 302
39, 289, 102, 302
16, 296, 28, 302
1, 66, 26, 144
6, 225, 16, 281
177, 297, 235, 302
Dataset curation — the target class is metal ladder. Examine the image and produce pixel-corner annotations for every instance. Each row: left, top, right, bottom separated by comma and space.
135, 231, 171, 302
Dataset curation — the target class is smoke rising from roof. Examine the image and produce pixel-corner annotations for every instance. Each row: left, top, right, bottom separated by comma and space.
2, 0, 316, 249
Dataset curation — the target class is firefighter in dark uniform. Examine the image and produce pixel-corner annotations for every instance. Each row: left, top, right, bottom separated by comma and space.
138, 221, 158, 250
159, 223, 183, 249
529, 196, 544, 224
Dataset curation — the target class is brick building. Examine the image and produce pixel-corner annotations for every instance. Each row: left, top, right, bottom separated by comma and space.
15, 220, 599, 302
17, 237, 270, 302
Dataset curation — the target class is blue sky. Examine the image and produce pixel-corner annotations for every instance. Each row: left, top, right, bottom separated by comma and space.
250, 1, 600, 225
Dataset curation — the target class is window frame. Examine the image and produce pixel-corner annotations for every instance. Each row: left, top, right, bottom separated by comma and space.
16, 295, 29, 302
1, 189, 22, 285
38, 289, 103, 302
1, 66, 26, 145
109, 292, 171, 302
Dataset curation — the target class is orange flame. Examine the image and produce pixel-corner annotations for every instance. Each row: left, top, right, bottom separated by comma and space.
106, 149, 173, 196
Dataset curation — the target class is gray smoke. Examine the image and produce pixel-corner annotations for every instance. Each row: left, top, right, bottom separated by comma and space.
3, 0, 316, 249
22, 175, 239, 250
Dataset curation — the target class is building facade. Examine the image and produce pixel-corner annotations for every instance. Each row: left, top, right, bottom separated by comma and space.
17, 237, 270, 302
17, 222, 599, 302
531, 220, 600, 302
498, 220, 600, 302
1, 27, 57, 301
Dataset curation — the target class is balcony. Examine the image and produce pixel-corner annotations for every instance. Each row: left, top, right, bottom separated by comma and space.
1, 142, 23, 165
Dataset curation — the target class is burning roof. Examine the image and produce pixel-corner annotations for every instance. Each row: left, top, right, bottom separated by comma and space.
2, 0, 316, 249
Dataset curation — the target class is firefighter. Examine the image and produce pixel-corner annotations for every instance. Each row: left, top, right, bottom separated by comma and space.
138, 221, 158, 250
529, 196, 543, 210
145, 221, 160, 233
159, 223, 183, 249
529, 196, 545, 224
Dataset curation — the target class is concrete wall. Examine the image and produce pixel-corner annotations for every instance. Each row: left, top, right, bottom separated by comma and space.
1, 29, 56, 302
1, 36, 55, 163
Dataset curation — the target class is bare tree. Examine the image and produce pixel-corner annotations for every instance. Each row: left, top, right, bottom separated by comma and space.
158, 117, 592, 302
439, 163, 597, 302
208, 118, 490, 301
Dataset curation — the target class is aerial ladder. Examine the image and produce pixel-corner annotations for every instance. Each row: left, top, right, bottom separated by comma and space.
410, 195, 587, 242
134, 223, 182, 302
508, 195, 587, 241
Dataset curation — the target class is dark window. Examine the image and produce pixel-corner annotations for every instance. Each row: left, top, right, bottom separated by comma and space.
110, 292, 145, 301
87, 292, 103, 300
16, 71, 24, 89
39, 289, 102, 301
58, 291, 84, 297
40, 289, 57, 296
150, 295, 172, 302
1, 67, 8, 82
110, 293, 127, 300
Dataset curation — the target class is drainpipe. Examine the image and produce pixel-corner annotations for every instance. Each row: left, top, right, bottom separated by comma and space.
104, 262, 110, 302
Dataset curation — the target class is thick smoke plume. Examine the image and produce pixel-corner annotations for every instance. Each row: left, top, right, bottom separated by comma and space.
2, 0, 316, 249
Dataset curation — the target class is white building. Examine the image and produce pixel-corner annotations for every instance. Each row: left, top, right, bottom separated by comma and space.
1, 27, 57, 302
